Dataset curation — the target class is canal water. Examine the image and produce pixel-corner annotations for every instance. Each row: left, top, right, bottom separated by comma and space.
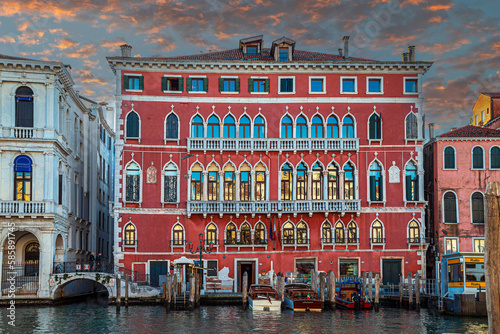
0, 302, 489, 333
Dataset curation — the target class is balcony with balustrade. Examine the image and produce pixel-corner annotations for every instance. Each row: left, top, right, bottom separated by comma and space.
187, 137, 359, 153
0, 201, 58, 218
187, 199, 361, 218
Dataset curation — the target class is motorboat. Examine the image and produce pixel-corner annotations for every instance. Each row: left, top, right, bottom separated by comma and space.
284, 283, 322, 312
336, 280, 371, 310
247, 284, 281, 311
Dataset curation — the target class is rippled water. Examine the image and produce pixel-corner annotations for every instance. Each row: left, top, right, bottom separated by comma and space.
0, 301, 488, 334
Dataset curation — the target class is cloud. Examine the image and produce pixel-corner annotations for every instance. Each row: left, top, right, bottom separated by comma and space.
64, 43, 97, 58
51, 37, 80, 50
0, 35, 16, 44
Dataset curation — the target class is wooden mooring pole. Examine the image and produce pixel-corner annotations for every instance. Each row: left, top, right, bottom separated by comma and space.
125, 275, 129, 308
279, 274, 285, 302
408, 272, 413, 309
368, 272, 373, 302
166, 274, 172, 311
399, 274, 403, 308
116, 276, 121, 312
374, 274, 380, 311
189, 274, 195, 310
329, 271, 336, 310
485, 181, 500, 334
362, 271, 367, 298
242, 271, 248, 310
319, 273, 325, 308
311, 270, 317, 293
415, 273, 420, 311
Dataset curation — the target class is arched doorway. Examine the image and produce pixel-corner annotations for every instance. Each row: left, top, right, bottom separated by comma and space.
24, 241, 40, 276
55, 234, 65, 263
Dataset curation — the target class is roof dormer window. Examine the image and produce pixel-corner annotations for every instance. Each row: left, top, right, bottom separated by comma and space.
246, 45, 258, 55
271, 36, 296, 62
279, 48, 288, 61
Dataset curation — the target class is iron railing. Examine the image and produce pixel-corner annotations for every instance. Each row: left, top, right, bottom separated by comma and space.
170, 239, 185, 247
370, 238, 386, 244
2, 263, 39, 295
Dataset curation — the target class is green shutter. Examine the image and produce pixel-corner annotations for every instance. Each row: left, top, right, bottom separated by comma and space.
414, 175, 419, 201
219, 78, 224, 92
379, 179, 383, 201
406, 175, 412, 201
369, 176, 376, 201
265, 79, 270, 92
161, 77, 167, 91
235, 78, 240, 92
369, 116, 375, 139
203, 78, 208, 92
186, 77, 192, 92
139, 76, 144, 90
178, 77, 184, 92
248, 78, 254, 93
123, 75, 129, 90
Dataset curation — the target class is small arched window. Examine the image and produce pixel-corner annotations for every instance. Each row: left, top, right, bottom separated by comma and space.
207, 163, 219, 201
164, 163, 178, 203
172, 225, 184, 245
444, 146, 456, 169
312, 162, 323, 200
15, 86, 34, 128
327, 116, 339, 138
347, 222, 358, 243
191, 163, 203, 201
371, 221, 384, 243
207, 116, 220, 138
254, 116, 265, 138
165, 114, 178, 139
369, 161, 383, 201
471, 192, 484, 224
311, 116, 323, 138
405, 161, 418, 201
239, 163, 251, 201
206, 223, 218, 245
125, 162, 140, 202
255, 162, 266, 201
283, 222, 295, 244
296, 162, 308, 200
335, 222, 345, 243
472, 146, 484, 169
443, 192, 458, 223
14, 155, 33, 201
239, 116, 251, 138
126, 111, 140, 138
223, 164, 235, 201
328, 164, 338, 200
406, 113, 418, 139
342, 115, 354, 138
281, 163, 293, 200
408, 221, 420, 243
254, 222, 266, 245
322, 222, 332, 243
124, 224, 136, 245
344, 163, 355, 200
491, 147, 500, 169
191, 115, 204, 138
241, 222, 251, 244
226, 223, 237, 244
223, 115, 236, 138
297, 222, 308, 244
369, 113, 381, 140
281, 116, 293, 138
296, 116, 308, 138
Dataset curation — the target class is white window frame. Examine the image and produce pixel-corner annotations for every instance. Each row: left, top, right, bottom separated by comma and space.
470, 191, 485, 225
124, 73, 143, 92
472, 237, 485, 253
123, 161, 143, 204
340, 76, 357, 94
471, 145, 486, 170
366, 77, 384, 94
162, 74, 183, 94
309, 76, 326, 94
444, 237, 459, 254
489, 146, 500, 170
161, 162, 181, 204
403, 77, 419, 94
188, 75, 207, 94
442, 190, 459, 224
278, 76, 295, 95
442, 145, 457, 171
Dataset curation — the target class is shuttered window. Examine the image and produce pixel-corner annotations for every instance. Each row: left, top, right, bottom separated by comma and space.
491, 147, 500, 169
125, 163, 140, 202
369, 113, 381, 140
164, 164, 177, 203
443, 192, 457, 223
472, 146, 484, 169
15, 87, 34, 128
471, 192, 484, 224
162, 77, 183, 92
405, 162, 418, 201
124, 75, 143, 91
165, 114, 178, 139
126, 112, 139, 138
406, 113, 418, 139
444, 147, 455, 169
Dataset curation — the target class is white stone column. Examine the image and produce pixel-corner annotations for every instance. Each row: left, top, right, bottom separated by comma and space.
202, 171, 208, 201
187, 173, 192, 201
265, 171, 270, 201
307, 171, 312, 200
354, 169, 359, 200
339, 171, 345, 200
235, 171, 240, 201
45, 83, 55, 131
322, 171, 328, 200
250, 171, 255, 201
46, 152, 55, 202
44, 152, 50, 200
218, 171, 224, 201
38, 231, 55, 298
418, 171, 425, 201
0, 246, 3, 296
292, 171, 297, 200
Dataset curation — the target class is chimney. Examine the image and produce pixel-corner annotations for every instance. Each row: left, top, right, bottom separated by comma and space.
342, 36, 350, 59
402, 52, 409, 62
428, 123, 434, 139
450, 127, 456, 132
120, 44, 132, 57
408, 45, 415, 62
338, 48, 343, 56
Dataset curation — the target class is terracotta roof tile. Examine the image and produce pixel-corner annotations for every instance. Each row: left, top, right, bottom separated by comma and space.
481, 92, 500, 98
437, 125, 500, 138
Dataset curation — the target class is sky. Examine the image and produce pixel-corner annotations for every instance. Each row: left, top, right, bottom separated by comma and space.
0, 0, 499, 135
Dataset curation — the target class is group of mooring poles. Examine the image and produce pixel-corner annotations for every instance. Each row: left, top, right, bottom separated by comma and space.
359, 271, 381, 311
115, 275, 130, 312
162, 273, 201, 311
398, 272, 421, 310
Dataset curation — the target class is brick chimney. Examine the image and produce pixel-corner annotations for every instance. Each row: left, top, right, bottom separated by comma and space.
342, 36, 350, 59
402, 52, 409, 62
408, 45, 415, 62
120, 44, 132, 57
338, 48, 343, 56
428, 123, 434, 139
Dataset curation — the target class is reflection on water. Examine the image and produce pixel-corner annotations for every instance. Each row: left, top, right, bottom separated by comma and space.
0, 303, 488, 334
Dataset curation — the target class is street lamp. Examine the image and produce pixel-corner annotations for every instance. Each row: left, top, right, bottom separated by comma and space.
188, 232, 214, 290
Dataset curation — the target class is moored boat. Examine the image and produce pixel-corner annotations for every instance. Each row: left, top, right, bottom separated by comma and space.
336, 280, 371, 310
284, 283, 322, 312
247, 284, 282, 311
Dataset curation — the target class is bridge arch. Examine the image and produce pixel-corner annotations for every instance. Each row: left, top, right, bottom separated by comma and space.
50, 273, 114, 300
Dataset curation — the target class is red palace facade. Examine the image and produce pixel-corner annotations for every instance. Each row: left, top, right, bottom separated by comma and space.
107, 36, 433, 291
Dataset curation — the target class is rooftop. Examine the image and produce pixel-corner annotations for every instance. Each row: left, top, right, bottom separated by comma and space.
481, 92, 500, 98
437, 125, 500, 138
0, 53, 37, 61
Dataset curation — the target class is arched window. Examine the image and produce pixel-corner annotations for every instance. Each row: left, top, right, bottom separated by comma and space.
164, 163, 178, 203
255, 162, 266, 201
471, 192, 485, 224
14, 155, 32, 201
124, 224, 136, 245
281, 163, 293, 200
296, 162, 308, 200
172, 224, 184, 245
347, 222, 358, 243
369, 161, 383, 201
297, 222, 308, 244
207, 116, 220, 138
408, 221, 420, 243
369, 113, 381, 140
342, 115, 354, 138
254, 222, 266, 244
491, 146, 500, 169
239, 116, 251, 138
443, 192, 458, 223
328, 164, 339, 199
406, 113, 418, 139
371, 221, 384, 243
24, 241, 39, 275
223, 115, 236, 138
312, 162, 323, 200
281, 116, 293, 138
207, 163, 219, 201
240, 163, 251, 201
296, 116, 308, 138
165, 114, 178, 139
472, 146, 484, 169
327, 116, 339, 138
125, 162, 140, 202
191, 163, 203, 201
15, 86, 34, 128
311, 116, 323, 138
322, 222, 332, 243
254, 116, 265, 138
191, 115, 204, 138
283, 222, 295, 244
344, 163, 355, 200
206, 223, 218, 245
405, 161, 418, 201
241, 222, 251, 244
444, 146, 456, 169
223, 164, 235, 201
335, 222, 345, 243
126, 111, 139, 138
226, 223, 237, 244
